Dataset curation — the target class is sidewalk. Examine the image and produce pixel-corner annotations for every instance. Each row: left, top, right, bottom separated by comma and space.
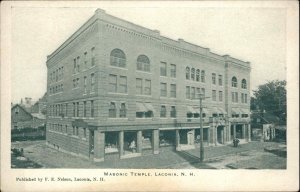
13, 140, 285, 169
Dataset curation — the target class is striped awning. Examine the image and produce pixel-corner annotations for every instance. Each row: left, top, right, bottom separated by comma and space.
187, 106, 196, 113
144, 103, 155, 112
231, 108, 241, 115
218, 107, 227, 114
136, 103, 146, 112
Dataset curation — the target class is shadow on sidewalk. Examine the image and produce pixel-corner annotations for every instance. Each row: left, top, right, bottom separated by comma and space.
175, 150, 216, 169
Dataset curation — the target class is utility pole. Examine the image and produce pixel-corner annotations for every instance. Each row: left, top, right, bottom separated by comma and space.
199, 94, 204, 162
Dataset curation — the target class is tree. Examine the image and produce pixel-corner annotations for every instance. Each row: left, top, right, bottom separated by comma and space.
252, 80, 286, 122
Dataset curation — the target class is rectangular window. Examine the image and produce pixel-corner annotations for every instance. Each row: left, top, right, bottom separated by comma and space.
91, 100, 94, 117
65, 103, 68, 117
91, 47, 95, 66
109, 74, 117, 92
76, 102, 80, 117
212, 73, 216, 84
170, 64, 176, 78
109, 102, 116, 118
76, 127, 79, 136
160, 105, 166, 118
83, 128, 86, 138
235, 92, 238, 103
73, 126, 75, 135
196, 88, 201, 99
218, 75, 223, 86
241, 93, 244, 103
160, 62, 167, 76
91, 73, 95, 92
84, 76, 87, 93
160, 83, 167, 97
76, 57, 80, 72
170, 106, 176, 118
186, 86, 190, 99
170, 84, 176, 98
119, 76, 127, 93
245, 94, 248, 103
120, 103, 126, 118
83, 101, 87, 117
219, 91, 223, 102
232, 92, 235, 103
136, 78, 143, 95
212, 90, 217, 101
201, 88, 205, 97
191, 87, 195, 99
144, 79, 151, 95
73, 103, 76, 117
84, 52, 88, 69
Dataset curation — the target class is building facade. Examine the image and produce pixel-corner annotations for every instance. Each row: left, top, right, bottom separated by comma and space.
46, 9, 251, 162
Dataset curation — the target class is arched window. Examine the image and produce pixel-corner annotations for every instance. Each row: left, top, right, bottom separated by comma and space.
110, 49, 126, 67
241, 79, 247, 89
186, 67, 190, 80
137, 55, 150, 72
191, 68, 195, 81
232, 76, 237, 87
196, 69, 200, 81
201, 70, 205, 83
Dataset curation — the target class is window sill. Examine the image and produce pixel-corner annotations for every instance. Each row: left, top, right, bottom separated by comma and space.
109, 65, 128, 70
108, 118, 128, 120
108, 92, 128, 95
136, 70, 151, 74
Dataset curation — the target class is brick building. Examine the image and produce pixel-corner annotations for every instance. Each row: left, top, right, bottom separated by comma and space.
46, 9, 251, 162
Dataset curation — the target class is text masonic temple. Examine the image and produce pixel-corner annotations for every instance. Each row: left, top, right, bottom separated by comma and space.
46, 9, 251, 162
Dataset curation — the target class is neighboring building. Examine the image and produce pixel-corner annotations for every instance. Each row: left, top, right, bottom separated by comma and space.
31, 93, 48, 115
11, 104, 46, 130
20, 97, 33, 112
46, 9, 251, 162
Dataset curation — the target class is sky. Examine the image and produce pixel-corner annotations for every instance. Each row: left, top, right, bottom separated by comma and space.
10, 2, 287, 104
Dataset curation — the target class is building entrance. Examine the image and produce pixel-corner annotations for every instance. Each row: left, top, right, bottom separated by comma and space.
159, 130, 176, 147
217, 126, 225, 144
105, 132, 119, 153
124, 131, 137, 154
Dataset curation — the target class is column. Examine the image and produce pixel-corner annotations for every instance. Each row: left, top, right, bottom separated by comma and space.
227, 122, 231, 141
207, 128, 210, 145
233, 124, 236, 139
175, 129, 180, 150
137, 130, 142, 153
152, 129, 159, 154
94, 131, 105, 162
242, 124, 246, 139
248, 124, 251, 141
119, 131, 124, 158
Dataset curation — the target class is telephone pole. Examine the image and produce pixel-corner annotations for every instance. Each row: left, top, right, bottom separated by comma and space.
199, 94, 204, 162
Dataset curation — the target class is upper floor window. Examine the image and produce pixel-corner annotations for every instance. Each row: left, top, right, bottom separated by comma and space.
83, 101, 87, 117
109, 102, 116, 118
196, 69, 200, 81
136, 78, 143, 95
232, 76, 238, 87
160, 62, 167, 76
91, 73, 95, 92
91, 100, 94, 117
84, 52, 88, 69
160, 105, 166, 118
91, 47, 95, 66
170, 84, 176, 98
110, 49, 126, 68
120, 103, 127, 118
241, 79, 247, 89
84, 76, 87, 93
109, 74, 117, 92
186, 86, 190, 99
76, 57, 80, 72
212, 90, 217, 101
137, 55, 150, 72
170, 64, 176, 78
201, 70, 205, 83
119, 76, 127, 93
191, 87, 195, 99
186, 67, 190, 80
218, 75, 223, 86
170, 106, 176, 118
160, 83, 167, 97
212, 73, 216, 84
219, 91, 223, 101
144, 79, 151, 95
191, 68, 195, 81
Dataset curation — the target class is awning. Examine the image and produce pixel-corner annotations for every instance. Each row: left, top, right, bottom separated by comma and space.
136, 103, 146, 112
240, 108, 250, 114
211, 107, 219, 114
144, 103, 155, 112
187, 106, 196, 113
218, 107, 227, 114
202, 108, 209, 114
193, 107, 209, 114
231, 108, 240, 115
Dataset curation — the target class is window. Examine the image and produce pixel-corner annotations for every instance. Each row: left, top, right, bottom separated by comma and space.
201, 70, 205, 82
110, 49, 126, 67
186, 67, 190, 80
84, 52, 88, 69
186, 86, 190, 99
201, 88, 205, 97
170, 64, 176, 77
76, 57, 80, 72
65, 125, 68, 134
235, 92, 238, 103
218, 75, 223, 86
72, 126, 75, 135
83, 101, 87, 117
170, 84, 176, 98
245, 94, 248, 103
84, 76, 87, 93
241, 79, 247, 89
212, 73, 216, 84
232, 76, 237, 87
120, 103, 126, 118
83, 128, 86, 138
76, 102, 79, 117
56, 69, 58, 81
91, 47, 95, 66
91, 73, 95, 92
241, 93, 244, 103
170, 106, 176, 118
109, 74, 117, 92
212, 90, 217, 101
73, 59, 76, 73
109, 102, 116, 118
65, 103, 68, 117
76, 127, 79, 136
191, 68, 195, 81
160, 62, 167, 76
160, 83, 167, 97
196, 88, 201, 99
137, 55, 150, 72
91, 100, 94, 117
219, 91, 223, 101
119, 76, 127, 93
73, 103, 76, 117
232, 92, 235, 103
144, 80, 151, 95
160, 105, 166, 118
196, 69, 200, 81
136, 78, 143, 95
191, 87, 195, 99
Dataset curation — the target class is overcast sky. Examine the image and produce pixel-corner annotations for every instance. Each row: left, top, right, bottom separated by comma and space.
10, 2, 287, 104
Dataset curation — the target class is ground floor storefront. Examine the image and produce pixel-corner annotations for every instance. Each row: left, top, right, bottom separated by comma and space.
46, 120, 251, 162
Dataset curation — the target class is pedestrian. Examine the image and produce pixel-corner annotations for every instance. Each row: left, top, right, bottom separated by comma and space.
236, 138, 240, 147
129, 140, 136, 153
